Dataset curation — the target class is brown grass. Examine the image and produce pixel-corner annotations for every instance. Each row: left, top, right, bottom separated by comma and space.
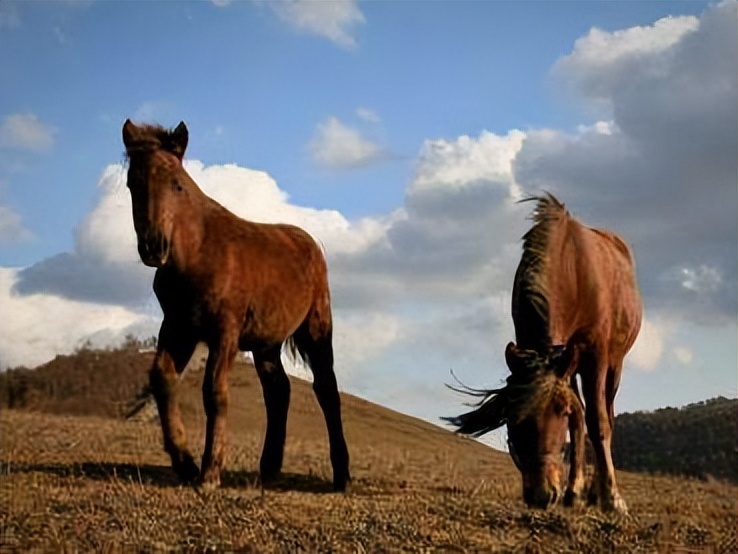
1, 348, 736, 553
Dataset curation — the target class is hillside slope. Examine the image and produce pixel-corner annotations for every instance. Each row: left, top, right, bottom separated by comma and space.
1, 346, 736, 552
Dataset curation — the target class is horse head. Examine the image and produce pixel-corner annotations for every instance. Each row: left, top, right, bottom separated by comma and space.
122, 119, 194, 268
504, 341, 583, 509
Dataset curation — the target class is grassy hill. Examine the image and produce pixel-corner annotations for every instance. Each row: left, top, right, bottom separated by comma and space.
1, 345, 736, 552
613, 398, 738, 484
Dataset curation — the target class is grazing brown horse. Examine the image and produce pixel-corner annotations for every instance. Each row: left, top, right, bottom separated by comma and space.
121, 119, 350, 491
445, 194, 641, 513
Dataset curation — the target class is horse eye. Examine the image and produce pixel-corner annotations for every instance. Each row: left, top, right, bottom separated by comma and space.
173, 179, 183, 192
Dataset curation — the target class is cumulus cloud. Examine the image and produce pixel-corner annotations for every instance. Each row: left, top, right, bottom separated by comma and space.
0, 113, 56, 151
14, 164, 151, 305
553, 14, 699, 102
0, 203, 32, 244
0, 267, 157, 370
309, 116, 386, 169
628, 318, 665, 372
269, 0, 365, 49
372, 129, 528, 291
516, 1, 737, 324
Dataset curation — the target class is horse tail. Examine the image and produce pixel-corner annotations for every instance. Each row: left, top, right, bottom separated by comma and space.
285, 295, 334, 373
284, 334, 313, 369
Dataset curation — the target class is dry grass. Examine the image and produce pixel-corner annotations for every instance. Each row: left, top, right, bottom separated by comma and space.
1, 351, 736, 553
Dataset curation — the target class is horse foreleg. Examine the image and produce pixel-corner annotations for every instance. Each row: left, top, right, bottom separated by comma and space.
151, 324, 199, 484
582, 362, 627, 513
254, 346, 291, 485
199, 336, 237, 489
564, 375, 586, 507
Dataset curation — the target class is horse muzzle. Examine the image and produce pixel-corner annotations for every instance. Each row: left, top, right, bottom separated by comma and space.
524, 484, 561, 510
137, 230, 171, 268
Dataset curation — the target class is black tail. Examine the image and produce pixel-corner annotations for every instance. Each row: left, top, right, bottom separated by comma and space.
124, 383, 155, 420
284, 334, 314, 370
442, 371, 510, 438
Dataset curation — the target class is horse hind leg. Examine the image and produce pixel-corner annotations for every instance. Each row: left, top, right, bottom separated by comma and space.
253, 345, 291, 485
294, 319, 350, 491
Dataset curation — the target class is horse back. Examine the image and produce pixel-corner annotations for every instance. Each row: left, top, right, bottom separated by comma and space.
513, 213, 642, 360
558, 220, 642, 358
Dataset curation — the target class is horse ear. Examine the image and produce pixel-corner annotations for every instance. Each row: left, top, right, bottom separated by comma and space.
122, 119, 138, 148
505, 342, 524, 374
170, 121, 189, 160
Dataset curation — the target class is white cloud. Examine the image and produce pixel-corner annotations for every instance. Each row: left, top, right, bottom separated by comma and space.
356, 108, 380, 123
674, 265, 723, 294
0, 267, 155, 370
674, 347, 693, 365
332, 312, 401, 377
0, 203, 32, 245
0, 113, 56, 151
628, 318, 665, 372
309, 116, 385, 169
269, 0, 365, 49
410, 129, 525, 196
553, 14, 699, 102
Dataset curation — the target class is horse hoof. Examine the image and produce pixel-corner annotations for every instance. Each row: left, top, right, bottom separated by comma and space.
197, 475, 221, 492
563, 488, 582, 508
259, 469, 281, 487
333, 475, 351, 493
605, 494, 629, 515
173, 456, 200, 484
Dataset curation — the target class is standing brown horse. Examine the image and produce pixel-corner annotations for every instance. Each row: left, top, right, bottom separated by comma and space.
445, 194, 641, 513
122, 119, 350, 491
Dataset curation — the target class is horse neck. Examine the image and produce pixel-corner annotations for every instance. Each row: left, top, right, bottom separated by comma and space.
543, 217, 588, 343
168, 171, 211, 272
515, 210, 571, 349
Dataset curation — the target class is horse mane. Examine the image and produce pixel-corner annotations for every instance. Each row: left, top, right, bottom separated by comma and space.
443, 358, 579, 437
513, 193, 570, 345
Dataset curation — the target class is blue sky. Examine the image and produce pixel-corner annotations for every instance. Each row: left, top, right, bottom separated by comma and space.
1, 1, 735, 437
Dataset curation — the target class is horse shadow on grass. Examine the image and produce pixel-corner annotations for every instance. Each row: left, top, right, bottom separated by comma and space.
0, 460, 334, 494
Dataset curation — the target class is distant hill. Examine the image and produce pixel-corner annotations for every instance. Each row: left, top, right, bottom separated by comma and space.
0, 343, 154, 419
613, 397, 738, 484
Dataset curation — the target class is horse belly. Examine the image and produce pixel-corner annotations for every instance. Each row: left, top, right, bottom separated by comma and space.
237, 292, 312, 351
